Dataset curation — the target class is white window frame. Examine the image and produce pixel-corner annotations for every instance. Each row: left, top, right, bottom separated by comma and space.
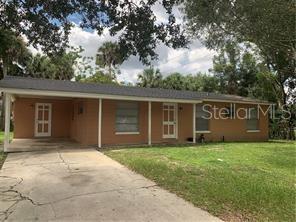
34, 103, 52, 137
246, 107, 260, 132
115, 132, 140, 135
224, 103, 236, 119
115, 101, 139, 135
162, 103, 178, 139
196, 130, 211, 133
195, 104, 211, 133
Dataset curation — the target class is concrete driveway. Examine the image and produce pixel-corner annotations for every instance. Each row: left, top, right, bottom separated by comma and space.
0, 149, 221, 222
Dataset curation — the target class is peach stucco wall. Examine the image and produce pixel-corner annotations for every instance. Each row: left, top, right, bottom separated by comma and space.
100, 101, 194, 145
13, 97, 269, 145
197, 102, 269, 142
13, 98, 72, 138
70, 99, 99, 145
13, 97, 99, 145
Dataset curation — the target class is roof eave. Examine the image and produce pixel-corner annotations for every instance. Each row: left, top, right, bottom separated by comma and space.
0, 87, 202, 104
0, 87, 273, 105
202, 98, 273, 105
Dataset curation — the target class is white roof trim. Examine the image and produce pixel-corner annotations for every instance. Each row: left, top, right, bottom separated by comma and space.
202, 99, 272, 105
0, 88, 202, 104
0, 87, 271, 105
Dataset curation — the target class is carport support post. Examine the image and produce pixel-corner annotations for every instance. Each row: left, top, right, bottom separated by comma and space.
98, 98, 102, 148
148, 101, 151, 146
4, 93, 11, 152
192, 103, 196, 144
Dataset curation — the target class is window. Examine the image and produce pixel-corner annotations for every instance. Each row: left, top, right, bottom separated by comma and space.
116, 102, 139, 133
247, 108, 259, 130
225, 104, 235, 118
196, 104, 210, 131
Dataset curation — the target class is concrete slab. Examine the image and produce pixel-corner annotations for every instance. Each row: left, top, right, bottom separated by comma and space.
7, 138, 92, 152
0, 149, 222, 222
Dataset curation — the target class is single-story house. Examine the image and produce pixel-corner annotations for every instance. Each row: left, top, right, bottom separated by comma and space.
0, 76, 271, 152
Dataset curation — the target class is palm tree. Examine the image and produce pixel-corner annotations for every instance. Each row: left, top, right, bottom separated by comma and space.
137, 68, 163, 88
96, 41, 123, 79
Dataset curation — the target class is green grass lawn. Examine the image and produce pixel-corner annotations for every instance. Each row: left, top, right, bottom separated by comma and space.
0, 131, 13, 144
104, 141, 296, 222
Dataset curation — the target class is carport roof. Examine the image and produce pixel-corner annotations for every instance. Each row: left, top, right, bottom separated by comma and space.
0, 76, 270, 104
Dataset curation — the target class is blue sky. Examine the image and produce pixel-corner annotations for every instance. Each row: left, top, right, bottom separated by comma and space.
68, 27, 216, 83
31, 4, 216, 83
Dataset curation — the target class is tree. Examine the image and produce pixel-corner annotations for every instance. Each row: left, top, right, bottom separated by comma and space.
96, 42, 123, 79
137, 70, 220, 93
0, 30, 31, 131
1, 1, 187, 63
249, 72, 278, 104
162, 73, 187, 90
0, 29, 30, 78
184, 0, 295, 105
251, 71, 295, 139
25, 47, 83, 80
238, 51, 260, 97
137, 68, 163, 88
184, 73, 220, 93
75, 56, 95, 78
210, 43, 241, 95
208, 42, 295, 139
76, 71, 116, 84
210, 43, 260, 96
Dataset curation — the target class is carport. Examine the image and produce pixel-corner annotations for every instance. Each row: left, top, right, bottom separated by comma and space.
2, 91, 102, 152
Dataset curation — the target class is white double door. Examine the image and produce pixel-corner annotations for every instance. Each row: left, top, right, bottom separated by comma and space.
35, 103, 52, 137
163, 103, 178, 138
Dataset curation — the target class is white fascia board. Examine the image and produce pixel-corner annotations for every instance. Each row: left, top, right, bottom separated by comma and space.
0, 88, 203, 104
202, 99, 272, 105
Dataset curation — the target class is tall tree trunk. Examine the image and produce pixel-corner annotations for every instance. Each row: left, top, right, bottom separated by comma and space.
279, 77, 295, 140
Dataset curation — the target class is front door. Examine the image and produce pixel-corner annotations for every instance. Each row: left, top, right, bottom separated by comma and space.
35, 103, 52, 137
163, 103, 178, 138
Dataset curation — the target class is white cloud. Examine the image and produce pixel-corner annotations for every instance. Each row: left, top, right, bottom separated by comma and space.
64, 5, 217, 83
68, 26, 115, 59
67, 26, 216, 82
26, 4, 216, 83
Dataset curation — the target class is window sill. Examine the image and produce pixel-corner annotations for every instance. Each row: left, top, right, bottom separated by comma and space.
247, 130, 260, 133
195, 131, 211, 133
115, 132, 140, 135
163, 136, 177, 139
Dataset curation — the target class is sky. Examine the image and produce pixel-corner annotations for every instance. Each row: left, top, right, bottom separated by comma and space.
68, 26, 216, 83
30, 3, 216, 84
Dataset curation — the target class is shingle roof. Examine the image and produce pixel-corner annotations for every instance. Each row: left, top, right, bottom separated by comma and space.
0, 76, 269, 104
